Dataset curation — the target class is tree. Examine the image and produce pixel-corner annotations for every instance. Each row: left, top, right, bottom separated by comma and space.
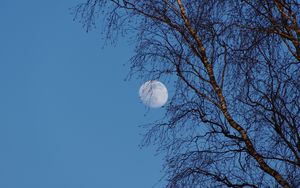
74, 0, 300, 187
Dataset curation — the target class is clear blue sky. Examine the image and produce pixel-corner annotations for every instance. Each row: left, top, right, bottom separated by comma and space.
0, 1, 166, 187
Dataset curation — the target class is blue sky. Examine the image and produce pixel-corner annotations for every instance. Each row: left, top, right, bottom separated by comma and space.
0, 1, 166, 187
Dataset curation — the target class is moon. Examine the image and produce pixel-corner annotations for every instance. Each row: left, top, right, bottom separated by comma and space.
139, 80, 168, 108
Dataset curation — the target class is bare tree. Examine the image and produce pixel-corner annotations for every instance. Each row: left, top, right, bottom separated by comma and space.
74, 0, 300, 187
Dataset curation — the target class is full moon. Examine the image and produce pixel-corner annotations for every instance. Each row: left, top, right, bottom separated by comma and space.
139, 80, 168, 108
